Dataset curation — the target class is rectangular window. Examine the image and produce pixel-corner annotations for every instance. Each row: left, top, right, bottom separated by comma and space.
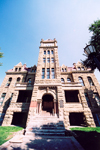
42, 68, 45, 79
43, 58, 46, 63
47, 68, 50, 79
84, 93, 91, 107
0, 93, 6, 106
51, 68, 55, 79
47, 58, 50, 63
51, 58, 54, 63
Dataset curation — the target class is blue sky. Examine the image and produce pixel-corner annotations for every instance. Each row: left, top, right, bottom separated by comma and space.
0, 0, 100, 85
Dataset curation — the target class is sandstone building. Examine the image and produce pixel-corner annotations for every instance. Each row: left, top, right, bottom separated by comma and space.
0, 39, 100, 128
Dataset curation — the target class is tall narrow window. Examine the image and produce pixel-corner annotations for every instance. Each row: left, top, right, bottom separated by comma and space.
44, 51, 46, 55
17, 77, 20, 83
62, 68, 64, 72
47, 58, 50, 63
6, 78, 12, 87
19, 68, 21, 71
42, 68, 45, 79
84, 93, 91, 107
15, 68, 18, 72
87, 76, 94, 86
51, 58, 54, 63
0, 93, 6, 106
51, 50, 54, 54
47, 68, 50, 79
51, 68, 55, 79
77, 67, 81, 70
43, 58, 46, 63
48, 50, 50, 55
78, 77, 84, 86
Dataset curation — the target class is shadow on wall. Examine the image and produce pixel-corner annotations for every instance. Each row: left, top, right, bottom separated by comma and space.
0, 97, 11, 125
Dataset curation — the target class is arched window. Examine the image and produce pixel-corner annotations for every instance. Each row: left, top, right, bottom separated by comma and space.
17, 77, 20, 82
19, 68, 21, 71
67, 78, 71, 82
81, 67, 84, 70
61, 78, 64, 83
15, 68, 18, 72
6, 78, 12, 87
87, 76, 94, 86
62, 68, 64, 72
77, 67, 81, 70
48, 50, 50, 55
51, 50, 54, 54
65, 68, 67, 72
78, 77, 84, 86
44, 50, 46, 55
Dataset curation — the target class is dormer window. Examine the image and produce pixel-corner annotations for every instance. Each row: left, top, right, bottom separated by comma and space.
15, 68, 18, 72
77, 67, 81, 70
19, 68, 21, 71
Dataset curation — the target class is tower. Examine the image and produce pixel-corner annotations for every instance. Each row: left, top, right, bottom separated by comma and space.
28, 39, 64, 122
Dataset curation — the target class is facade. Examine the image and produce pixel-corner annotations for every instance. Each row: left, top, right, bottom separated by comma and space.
0, 39, 100, 128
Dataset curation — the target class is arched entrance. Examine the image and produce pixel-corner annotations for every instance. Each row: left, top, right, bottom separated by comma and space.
42, 94, 54, 114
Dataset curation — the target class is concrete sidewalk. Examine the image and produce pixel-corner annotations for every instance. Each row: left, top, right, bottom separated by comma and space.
0, 135, 84, 150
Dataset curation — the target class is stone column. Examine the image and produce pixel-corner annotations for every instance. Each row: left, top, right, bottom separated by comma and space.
54, 99, 57, 116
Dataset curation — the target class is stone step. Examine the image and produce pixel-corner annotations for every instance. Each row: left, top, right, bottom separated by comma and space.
26, 132, 65, 136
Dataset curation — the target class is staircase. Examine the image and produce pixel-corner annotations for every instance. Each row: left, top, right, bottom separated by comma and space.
25, 112, 65, 136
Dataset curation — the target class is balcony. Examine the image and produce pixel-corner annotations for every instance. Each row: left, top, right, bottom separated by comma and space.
15, 82, 33, 90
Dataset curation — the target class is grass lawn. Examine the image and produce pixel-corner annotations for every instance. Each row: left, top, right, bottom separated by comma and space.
0, 126, 23, 145
70, 127, 100, 150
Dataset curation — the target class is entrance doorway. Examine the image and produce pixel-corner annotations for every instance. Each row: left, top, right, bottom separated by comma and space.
42, 94, 54, 114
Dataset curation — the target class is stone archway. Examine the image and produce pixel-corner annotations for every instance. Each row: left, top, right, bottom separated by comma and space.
42, 94, 54, 114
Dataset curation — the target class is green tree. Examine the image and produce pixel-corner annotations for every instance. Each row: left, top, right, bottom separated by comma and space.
0, 48, 3, 66
83, 20, 100, 71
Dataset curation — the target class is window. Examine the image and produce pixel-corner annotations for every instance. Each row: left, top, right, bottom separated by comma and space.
84, 93, 91, 107
62, 68, 64, 72
42, 68, 45, 79
44, 51, 46, 55
19, 68, 21, 71
43, 58, 46, 63
6, 77, 12, 87
47, 68, 50, 79
77, 67, 81, 70
51, 50, 54, 54
67, 78, 71, 82
87, 76, 94, 86
93, 113, 100, 126
94, 93, 100, 106
51, 58, 54, 63
0, 93, 6, 106
51, 68, 55, 79
48, 50, 50, 55
61, 78, 64, 83
65, 68, 67, 72
15, 68, 18, 72
47, 58, 49, 63
17, 77, 20, 82
78, 77, 84, 86
81, 67, 84, 70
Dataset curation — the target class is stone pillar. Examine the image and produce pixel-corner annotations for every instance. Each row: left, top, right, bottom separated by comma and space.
54, 99, 57, 116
